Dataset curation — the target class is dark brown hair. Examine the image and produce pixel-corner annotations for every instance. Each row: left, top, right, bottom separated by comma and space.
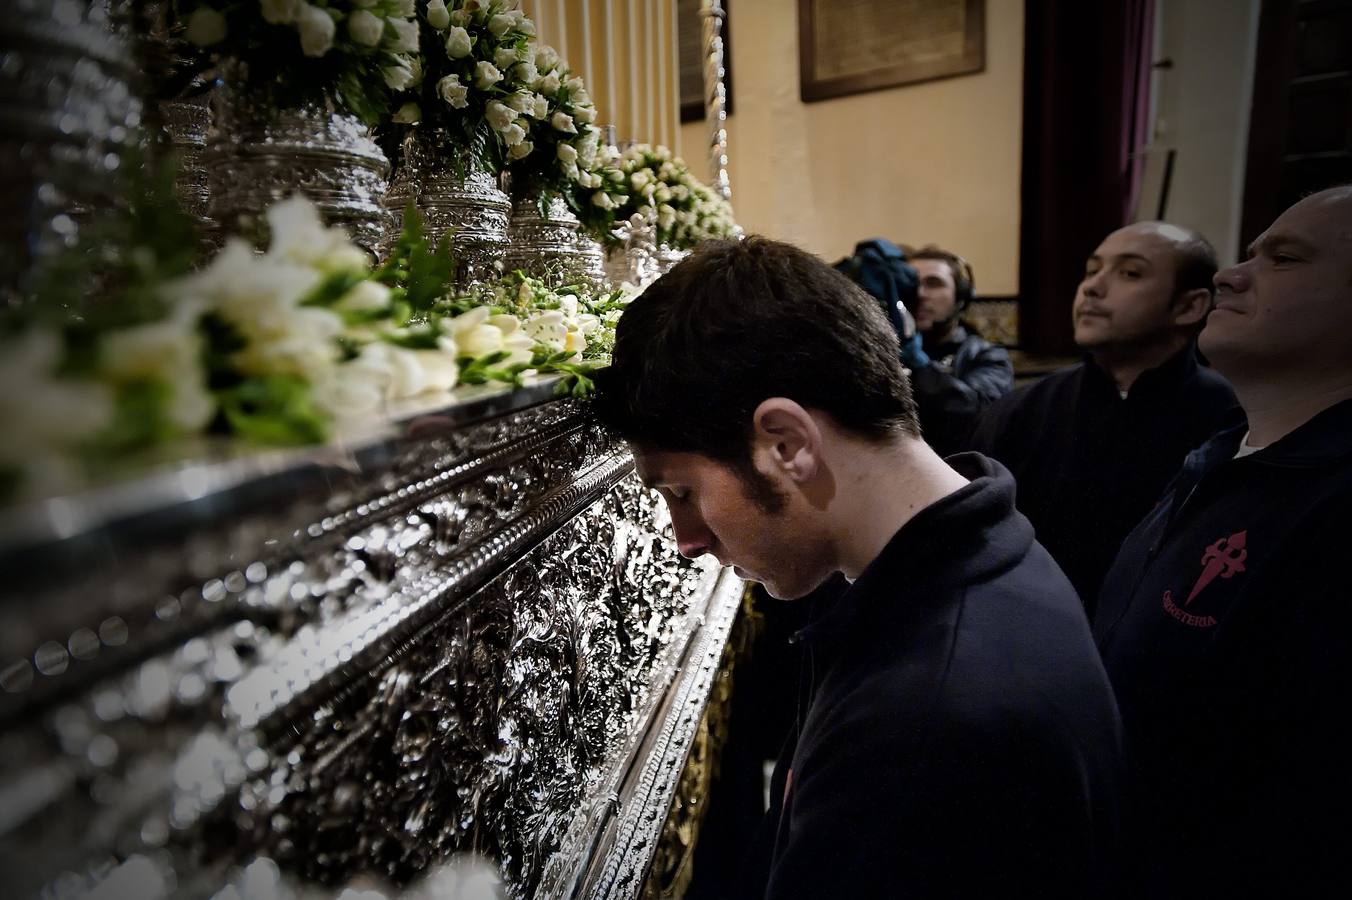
593, 236, 920, 462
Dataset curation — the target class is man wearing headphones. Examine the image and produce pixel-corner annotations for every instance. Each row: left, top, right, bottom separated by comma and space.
903, 246, 1015, 455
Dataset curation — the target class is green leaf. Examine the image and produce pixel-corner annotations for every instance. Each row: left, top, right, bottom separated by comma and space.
215, 375, 329, 446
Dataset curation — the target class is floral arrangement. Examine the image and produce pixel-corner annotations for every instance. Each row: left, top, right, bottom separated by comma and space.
0, 191, 627, 503
405, 0, 542, 163
615, 144, 737, 250
177, 0, 422, 123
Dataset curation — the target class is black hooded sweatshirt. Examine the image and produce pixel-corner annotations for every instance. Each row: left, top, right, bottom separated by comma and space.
744, 453, 1125, 899
1094, 399, 1352, 898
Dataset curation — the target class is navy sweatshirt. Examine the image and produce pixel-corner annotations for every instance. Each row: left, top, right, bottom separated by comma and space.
968, 346, 1237, 615
1094, 399, 1352, 898
746, 453, 1125, 899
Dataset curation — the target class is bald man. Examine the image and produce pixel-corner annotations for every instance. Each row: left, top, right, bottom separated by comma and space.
969, 222, 1238, 612
1093, 188, 1352, 897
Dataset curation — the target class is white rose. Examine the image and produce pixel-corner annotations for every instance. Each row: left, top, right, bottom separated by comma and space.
494, 47, 520, 71
574, 105, 596, 125
384, 16, 419, 53
405, 54, 423, 86
506, 91, 533, 114
296, 4, 336, 57
449, 8, 471, 28
550, 111, 576, 134
557, 143, 578, 165
530, 93, 549, 119
185, 7, 227, 46
658, 205, 676, 230
485, 100, 516, 132
261, 0, 305, 25
501, 123, 526, 147
565, 75, 584, 94
535, 46, 559, 71
383, 59, 415, 90
656, 185, 673, 202
474, 60, 502, 89
425, 0, 450, 30
514, 60, 538, 87
444, 25, 472, 58
540, 71, 561, 95
437, 74, 469, 109
518, 16, 536, 37
393, 0, 415, 16
346, 9, 383, 46
506, 139, 533, 160
630, 170, 651, 192
487, 13, 514, 37
591, 192, 617, 210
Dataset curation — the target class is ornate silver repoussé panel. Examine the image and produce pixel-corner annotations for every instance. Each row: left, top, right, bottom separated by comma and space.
0, 382, 741, 899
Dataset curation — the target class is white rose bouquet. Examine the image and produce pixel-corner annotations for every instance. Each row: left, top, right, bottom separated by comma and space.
613, 144, 736, 251
175, 1, 422, 124
409, 0, 543, 165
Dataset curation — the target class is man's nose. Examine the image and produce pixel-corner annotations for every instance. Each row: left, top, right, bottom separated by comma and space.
1081, 271, 1107, 297
1214, 263, 1251, 294
669, 506, 712, 559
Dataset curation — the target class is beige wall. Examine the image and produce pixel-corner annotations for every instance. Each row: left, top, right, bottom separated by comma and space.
679, 0, 1025, 294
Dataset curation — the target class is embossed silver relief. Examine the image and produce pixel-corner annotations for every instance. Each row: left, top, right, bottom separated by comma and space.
204, 68, 392, 253
404, 129, 511, 288
504, 191, 584, 287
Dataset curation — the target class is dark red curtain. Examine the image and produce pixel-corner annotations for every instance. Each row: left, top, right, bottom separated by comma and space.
1018, 0, 1156, 355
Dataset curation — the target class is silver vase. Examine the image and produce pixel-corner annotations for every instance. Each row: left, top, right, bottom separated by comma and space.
504, 190, 583, 286
204, 73, 391, 253
380, 132, 420, 257
0, 0, 140, 304
407, 128, 510, 287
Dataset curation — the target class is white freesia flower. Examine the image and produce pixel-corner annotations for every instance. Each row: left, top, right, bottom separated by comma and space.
383, 59, 415, 90
185, 7, 226, 46
501, 122, 526, 146
474, 60, 502, 89
550, 111, 576, 134
444, 25, 472, 58
336, 279, 391, 313
487, 13, 514, 37
507, 139, 532, 160
261, 0, 305, 25
426, 0, 450, 30
99, 307, 215, 433
539, 71, 561, 95
487, 314, 523, 335
311, 347, 390, 422
346, 9, 383, 46
485, 100, 515, 132
296, 4, 336, 57
524, 309, 567, 352
405, 54, 423, 86
385, 16, 419, 53
392, 101, 421, 123
0, 330, 115, 471
263, 196, 369, 272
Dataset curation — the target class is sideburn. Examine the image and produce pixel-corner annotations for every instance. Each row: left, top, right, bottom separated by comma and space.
732, 458, 787, 514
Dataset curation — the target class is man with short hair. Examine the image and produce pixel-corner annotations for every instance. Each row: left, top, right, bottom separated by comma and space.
836, 241, 1014, 455
595, 237, 1124, 898
1093, 187, 1352, 897
969, 222, 1237, 613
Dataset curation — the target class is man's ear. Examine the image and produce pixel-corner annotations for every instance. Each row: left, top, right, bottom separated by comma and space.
751, 398, 822, 483
1172, 288, 1213, 329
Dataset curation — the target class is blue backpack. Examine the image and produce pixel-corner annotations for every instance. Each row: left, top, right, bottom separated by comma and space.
833, 238, 919, 341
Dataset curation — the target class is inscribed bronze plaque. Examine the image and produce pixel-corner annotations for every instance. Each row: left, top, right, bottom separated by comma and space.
798, 0, 985, 102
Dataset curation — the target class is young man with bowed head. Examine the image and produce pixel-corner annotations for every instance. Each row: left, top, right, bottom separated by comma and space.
1093, 187, 1352, 897
968, 222, 1237, 614
593, 237, 1124, 898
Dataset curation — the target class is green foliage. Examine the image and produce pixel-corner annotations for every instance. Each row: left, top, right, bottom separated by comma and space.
216, 375, 330, 446
374, 203, 458, 317
90, 378, 179, 455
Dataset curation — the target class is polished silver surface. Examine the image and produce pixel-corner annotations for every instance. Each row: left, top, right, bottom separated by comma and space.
0, 0, 140, 301
160, 95, 212, 225
573, 233, 609, 291
204, 72, 392, 253
408, 128, 511, 287
0, 380, 739, 899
